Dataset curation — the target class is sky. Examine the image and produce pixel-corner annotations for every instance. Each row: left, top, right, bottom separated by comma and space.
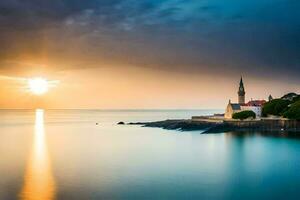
0, 0, 299, 109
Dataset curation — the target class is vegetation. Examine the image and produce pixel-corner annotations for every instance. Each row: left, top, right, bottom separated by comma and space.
291, 95, 300, 104
283, 101, 300, 120
262, 99, 290, 117
261, 92, 300, 120
232, 110, 256, 120
281, 92, 298, 101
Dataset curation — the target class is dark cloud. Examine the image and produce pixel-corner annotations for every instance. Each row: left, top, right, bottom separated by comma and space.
0, 0, 299, 80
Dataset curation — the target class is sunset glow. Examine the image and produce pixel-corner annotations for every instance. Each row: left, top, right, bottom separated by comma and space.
28, 78, 49, 95
0, 0, 299, 199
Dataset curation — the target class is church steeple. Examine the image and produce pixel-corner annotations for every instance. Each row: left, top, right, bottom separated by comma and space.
238, 76, 245, 104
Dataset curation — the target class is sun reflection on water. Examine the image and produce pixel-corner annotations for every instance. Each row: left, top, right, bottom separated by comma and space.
19, 109, 56, 200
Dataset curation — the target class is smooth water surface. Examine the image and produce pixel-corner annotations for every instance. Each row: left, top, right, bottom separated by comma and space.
1, 109, 300, 200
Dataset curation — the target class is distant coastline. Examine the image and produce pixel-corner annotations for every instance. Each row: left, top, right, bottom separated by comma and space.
128, 117, 300, 134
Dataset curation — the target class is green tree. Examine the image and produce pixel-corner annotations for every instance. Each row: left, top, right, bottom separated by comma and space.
232, 110, 256, 120
262, 99, 290, 117
291, 95, 300, 104
283, 101, 300, 120
281, 92, 298, 101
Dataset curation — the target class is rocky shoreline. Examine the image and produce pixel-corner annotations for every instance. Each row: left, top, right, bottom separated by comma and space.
128, 118, 300, 133
129, 120, 218, 132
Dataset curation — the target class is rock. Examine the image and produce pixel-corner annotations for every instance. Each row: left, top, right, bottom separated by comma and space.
118, 121, 125, 125
129, 120, 214, 131
128, 122, 146, 125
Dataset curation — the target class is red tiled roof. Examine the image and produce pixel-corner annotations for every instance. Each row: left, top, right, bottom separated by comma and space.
244, 100, 266, 106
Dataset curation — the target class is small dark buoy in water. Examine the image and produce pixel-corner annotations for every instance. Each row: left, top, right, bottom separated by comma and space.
96, 123, 99, 125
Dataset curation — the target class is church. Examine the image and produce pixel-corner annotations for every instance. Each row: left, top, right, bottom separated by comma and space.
225, 77, 266, 119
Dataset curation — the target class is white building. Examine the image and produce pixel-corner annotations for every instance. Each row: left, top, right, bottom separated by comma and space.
240, 105, 263, 118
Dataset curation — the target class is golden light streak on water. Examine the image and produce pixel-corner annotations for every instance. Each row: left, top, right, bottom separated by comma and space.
19, 109, 56, 200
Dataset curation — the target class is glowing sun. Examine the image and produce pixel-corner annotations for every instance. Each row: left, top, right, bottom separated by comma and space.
28, 78, 49, 95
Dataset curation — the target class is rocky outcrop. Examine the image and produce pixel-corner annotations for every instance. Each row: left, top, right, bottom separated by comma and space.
129, 119, 300, 133
129, 120, 220, 131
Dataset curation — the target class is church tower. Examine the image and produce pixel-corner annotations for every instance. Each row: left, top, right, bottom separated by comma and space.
238, 77, 245, 104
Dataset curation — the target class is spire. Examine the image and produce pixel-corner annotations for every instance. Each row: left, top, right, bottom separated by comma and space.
238, 76, 245, 94
238, 76, 245, 104
239, 76, 244, 89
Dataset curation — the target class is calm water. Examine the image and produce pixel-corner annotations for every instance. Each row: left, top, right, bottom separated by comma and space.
1, 109, 300, 200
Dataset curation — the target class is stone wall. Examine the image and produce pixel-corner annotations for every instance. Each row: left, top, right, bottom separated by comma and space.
223, 119, 300, 132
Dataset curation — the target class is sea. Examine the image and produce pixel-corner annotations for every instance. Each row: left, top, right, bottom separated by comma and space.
1, 109, 300, 200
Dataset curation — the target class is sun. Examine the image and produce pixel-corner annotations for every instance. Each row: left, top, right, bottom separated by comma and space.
28, 78, 49, 95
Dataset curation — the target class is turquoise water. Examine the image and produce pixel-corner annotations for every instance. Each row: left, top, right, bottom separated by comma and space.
1, 109, 300, 200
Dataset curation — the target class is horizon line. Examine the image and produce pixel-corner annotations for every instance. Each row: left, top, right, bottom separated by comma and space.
0, 108, 224, 111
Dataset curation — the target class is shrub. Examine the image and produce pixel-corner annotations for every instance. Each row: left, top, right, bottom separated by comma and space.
232, 110, 256, 120
291, 95, 300, 104
262, 99, 290, 117
283, 101, 300, 120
